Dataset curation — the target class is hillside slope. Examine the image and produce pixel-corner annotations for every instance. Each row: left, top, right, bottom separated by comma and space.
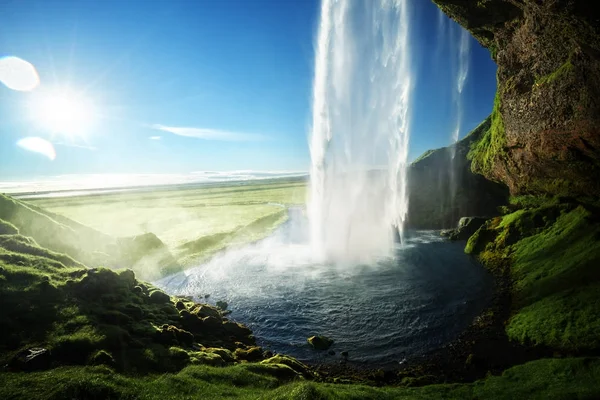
0, 194, 180, 280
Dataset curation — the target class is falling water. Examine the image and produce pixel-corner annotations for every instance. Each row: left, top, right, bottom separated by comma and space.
308, 0, 412, 264
451, 27, 471, 155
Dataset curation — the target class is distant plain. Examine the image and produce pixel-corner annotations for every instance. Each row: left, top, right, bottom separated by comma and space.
28, 178, 307, 268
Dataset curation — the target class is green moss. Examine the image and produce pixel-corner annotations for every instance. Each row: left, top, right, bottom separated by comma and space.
468, 200, 600, 352
507, 284, 600, 350
468, 90, 506, 179
534, 59, 574, 87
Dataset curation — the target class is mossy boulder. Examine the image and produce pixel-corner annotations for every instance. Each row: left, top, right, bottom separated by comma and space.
261, 355, 313, 378
148, 290, 171, 304
234, 346, 264, 362
307, 335, 333, 351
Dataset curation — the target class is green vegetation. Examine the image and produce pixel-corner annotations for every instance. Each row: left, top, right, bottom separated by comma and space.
2, 357, 600, 399
468, 90, 506, 180
28, 179, 306, 271
466, 199, 600, 353
534, 59, 574, 87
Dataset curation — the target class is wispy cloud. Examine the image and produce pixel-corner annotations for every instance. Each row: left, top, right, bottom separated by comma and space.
54, 142, 97, 151
149, 136, 162, 140
150, 124, 266, 142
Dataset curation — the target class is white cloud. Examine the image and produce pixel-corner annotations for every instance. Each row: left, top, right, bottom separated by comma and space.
150, 124, 266, 142
149, 136, 162, 140
54, 142, 97, 151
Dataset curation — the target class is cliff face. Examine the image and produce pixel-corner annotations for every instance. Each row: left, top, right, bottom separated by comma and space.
407, 117, 509, 229
433, 0, 600, 198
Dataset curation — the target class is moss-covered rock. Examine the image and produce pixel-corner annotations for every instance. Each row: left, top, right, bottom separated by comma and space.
261, 355, 313, 378
234, 346, 264, 362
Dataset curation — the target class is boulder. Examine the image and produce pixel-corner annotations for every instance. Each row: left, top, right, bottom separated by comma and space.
307, 335, 334, 351
7, 348, 51, 371
261, 355, 313, 378
445, 216, 489, 241
234, 346, 264, 362
216, 300, 228, 310
148, 290, 171, 304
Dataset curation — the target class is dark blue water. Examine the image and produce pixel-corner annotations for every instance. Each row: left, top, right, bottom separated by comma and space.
158, 210, 493, 365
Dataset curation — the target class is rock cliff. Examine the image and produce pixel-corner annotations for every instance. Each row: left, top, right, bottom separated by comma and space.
433, 0, 600, 198
407, 117, 508, 229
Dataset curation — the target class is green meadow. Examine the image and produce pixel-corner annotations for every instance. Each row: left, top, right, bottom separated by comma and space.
27, 178, 306, 276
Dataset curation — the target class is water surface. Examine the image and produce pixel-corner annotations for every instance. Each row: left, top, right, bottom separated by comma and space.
158, 209, 492, 366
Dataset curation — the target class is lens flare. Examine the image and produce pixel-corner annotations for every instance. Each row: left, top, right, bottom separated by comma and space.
0, 56, 40, 91
17, 137, 56, 160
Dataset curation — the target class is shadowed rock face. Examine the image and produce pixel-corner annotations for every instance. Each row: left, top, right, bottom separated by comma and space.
434, 0, 600, 198
407, 117, 508, 229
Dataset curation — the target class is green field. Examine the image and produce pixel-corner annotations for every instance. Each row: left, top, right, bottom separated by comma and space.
17, 178, 306, 279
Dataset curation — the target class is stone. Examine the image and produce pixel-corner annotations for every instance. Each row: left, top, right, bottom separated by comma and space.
216, 300, 228, 310
307, 335, 334, 351
7, 348, 51, 371
234, 346, 264, 362
148, 290, 171, 304
446, 216, 489, 241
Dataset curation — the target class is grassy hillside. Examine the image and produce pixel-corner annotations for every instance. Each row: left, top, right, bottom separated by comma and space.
0, 194, 180, 280
466, 197, 600, 353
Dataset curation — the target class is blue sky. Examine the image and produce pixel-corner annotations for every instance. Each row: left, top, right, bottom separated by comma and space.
0, 0, 497, 180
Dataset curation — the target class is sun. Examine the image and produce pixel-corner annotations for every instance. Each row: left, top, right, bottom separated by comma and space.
30, 88, 96, 137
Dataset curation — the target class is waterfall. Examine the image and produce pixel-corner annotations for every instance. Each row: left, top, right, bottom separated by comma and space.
451, 27, 471, 155
308, 0, 412, 264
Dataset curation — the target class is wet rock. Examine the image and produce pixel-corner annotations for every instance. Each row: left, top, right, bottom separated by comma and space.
445, 216, 489, 241
216, 300, 228, 310
204, 347, 234, 363
7, 348, 51, 371
148, 290, 171, 304
328, 350, 335, 356
175, 301, 186, 311
341, 351, 349, 357
234, 346, 264, 362
307, 335, 334, 351
223, 321, 251, 338
192, 304, 220, 319
201, 316, 223, 331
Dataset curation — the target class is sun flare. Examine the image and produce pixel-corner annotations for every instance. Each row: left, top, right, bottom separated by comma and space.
30, 89, 96, 137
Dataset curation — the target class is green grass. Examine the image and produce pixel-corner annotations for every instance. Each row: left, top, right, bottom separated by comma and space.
507, 284, 600, 351
468, 90, 506, 180
465, 201, 600, 352
29, 179, 306, 270
2, 357, 600, 399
